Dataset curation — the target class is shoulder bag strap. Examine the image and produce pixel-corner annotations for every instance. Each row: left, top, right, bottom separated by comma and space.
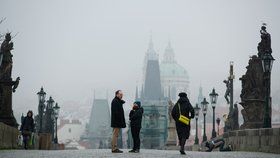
178, 103, 181, 115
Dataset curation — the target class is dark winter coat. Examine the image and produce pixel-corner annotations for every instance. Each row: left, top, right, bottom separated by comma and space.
129, 107, 144, 128
111, 97, 126, 128
20, 116, 35, 133
171, 96, 195, 139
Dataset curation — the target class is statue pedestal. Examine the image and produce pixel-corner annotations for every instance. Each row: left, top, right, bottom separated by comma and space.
166, 121, 177, 149
240, 99, 265, 129
0, 79, 18, 128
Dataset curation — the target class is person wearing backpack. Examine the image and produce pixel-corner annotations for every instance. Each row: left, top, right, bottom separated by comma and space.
171, 92, 194, 155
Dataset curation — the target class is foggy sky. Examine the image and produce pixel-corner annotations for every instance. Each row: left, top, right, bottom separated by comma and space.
1, 0, 280, 117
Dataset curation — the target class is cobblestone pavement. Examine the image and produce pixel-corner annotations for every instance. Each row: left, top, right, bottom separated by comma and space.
0, 149, 279, 158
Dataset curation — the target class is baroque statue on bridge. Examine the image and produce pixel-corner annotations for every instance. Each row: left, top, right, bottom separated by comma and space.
239, 24, 270, 129
0, 32, 20, 128
257, 23, 272, 57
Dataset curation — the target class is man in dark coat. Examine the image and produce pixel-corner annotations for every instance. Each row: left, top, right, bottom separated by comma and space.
111, 90, 126, 153
20, 110, 35, 149
129, 101, 143, 153
172, 92, 194, 155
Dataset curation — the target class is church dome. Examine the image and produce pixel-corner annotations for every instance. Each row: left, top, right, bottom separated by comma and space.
160, 62, 189, 78
159, 41, 190, 100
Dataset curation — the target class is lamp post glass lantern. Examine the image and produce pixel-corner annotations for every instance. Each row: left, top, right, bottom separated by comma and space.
193, 103, 200, 145
261, 53, 274, 73
37, 87, 46, 133
47, 97, 55, 109
201, 98, 209, 142
53, 103, 60, 144
37, 87, 46, 103
209, 88, 218, 138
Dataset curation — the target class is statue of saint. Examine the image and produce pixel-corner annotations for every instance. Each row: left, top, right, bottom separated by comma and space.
257, 23, 272, 57
0, 33, 14, 80
0, 32, 19, 127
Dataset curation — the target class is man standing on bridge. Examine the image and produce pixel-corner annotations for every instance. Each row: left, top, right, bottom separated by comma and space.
111, 90, 126, 153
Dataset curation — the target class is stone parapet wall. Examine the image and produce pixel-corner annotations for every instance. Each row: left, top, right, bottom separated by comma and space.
0, 122, 20, 149
223, 128, 280, 154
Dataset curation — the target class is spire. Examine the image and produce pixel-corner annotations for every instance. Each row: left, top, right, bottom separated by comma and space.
148, 34, 154, 51
162, 39, 175, 63
135, 86, 139, 100
198, 85, 204, 104
146, 34, 158, 60
167, 39, 172, 49
141, 85, 144, 100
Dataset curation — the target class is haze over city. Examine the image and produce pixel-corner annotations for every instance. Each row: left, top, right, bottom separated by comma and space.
1, 0, 279, 120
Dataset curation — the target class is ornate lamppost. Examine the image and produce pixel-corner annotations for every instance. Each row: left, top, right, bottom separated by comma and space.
37, 87, 46, 133
201, 98, 209, 142
216, 118, 221, 136
53, 103, 60, 144
46, 96, 55, 134
261, 52, 275, 128
194, 103, 201, 145
209, 88, 218, 138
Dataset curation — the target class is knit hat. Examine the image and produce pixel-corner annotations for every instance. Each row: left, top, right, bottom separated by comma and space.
134, 101, 141, 107
178, 92, 187, 98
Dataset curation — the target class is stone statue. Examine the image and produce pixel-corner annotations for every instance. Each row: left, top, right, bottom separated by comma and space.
232, 103, 239, 130
257, 24, 272, 57
239, 25, 270, 129
223, 79, 230, 104
223, 114, 231, 132
166, 100, 177, 148
0, 33, 14, 80
168, 100, 174, 122
240, 56, 265, 129
0, 33, 20, 128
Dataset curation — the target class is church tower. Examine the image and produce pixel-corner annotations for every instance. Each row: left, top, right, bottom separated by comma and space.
139, 36, 168, 149
142, 36, 163, 100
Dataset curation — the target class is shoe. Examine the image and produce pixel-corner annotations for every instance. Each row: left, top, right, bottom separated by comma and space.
129, 149, 135, 153
134, 149, 140, 153
180, 150, 186, 155
112, 149, 123, 153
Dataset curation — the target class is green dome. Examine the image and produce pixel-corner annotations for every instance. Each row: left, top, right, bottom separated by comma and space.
160, 62, 189, 78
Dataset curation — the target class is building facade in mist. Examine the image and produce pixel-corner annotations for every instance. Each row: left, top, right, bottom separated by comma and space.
136, 38, 168, 149
84, 99, 111, 149
160, 41, 190, 101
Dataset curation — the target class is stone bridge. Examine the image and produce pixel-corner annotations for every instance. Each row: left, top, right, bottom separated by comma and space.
0, 149, 279, 158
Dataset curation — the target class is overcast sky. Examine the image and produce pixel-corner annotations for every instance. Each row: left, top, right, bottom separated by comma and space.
1, 0, 280, 117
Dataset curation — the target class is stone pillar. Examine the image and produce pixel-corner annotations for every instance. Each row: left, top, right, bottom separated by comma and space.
166, 120, 177, 148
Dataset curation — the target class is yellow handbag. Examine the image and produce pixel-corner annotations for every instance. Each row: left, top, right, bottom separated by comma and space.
178, 103, 190, 125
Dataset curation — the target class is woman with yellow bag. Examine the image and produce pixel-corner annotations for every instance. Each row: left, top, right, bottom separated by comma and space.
171, 92, 195, 155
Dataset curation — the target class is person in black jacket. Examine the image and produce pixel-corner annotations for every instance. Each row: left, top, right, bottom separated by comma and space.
111, 90, 126, 153
20, 110, 35, 149
172, 92, 194, 155
129, 101, 143, 153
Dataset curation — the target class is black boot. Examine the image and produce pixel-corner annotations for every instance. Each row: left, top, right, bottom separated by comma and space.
180, 145, 186, 155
